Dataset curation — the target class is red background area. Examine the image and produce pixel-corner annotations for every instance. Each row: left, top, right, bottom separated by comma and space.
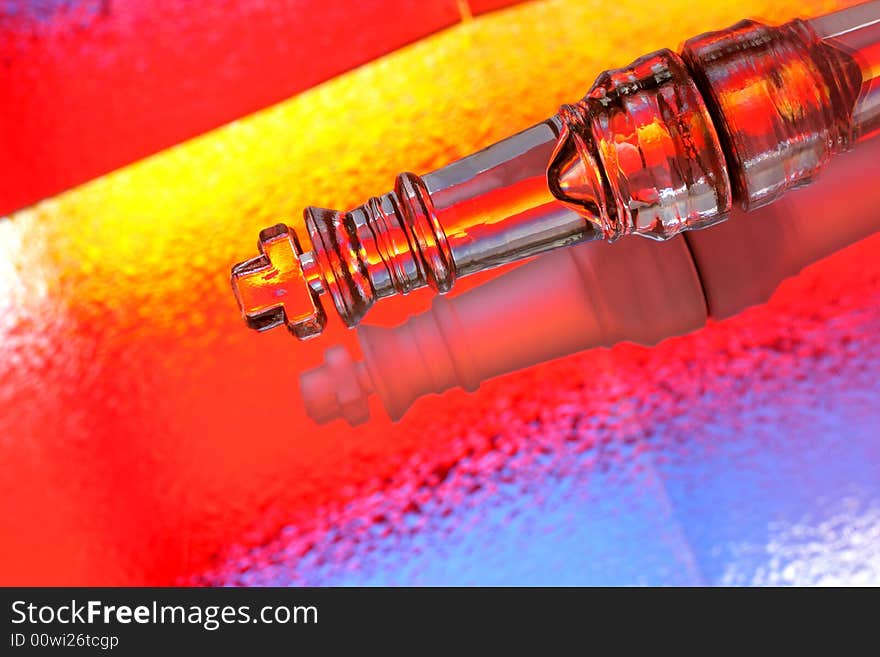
0, 0, 527, 216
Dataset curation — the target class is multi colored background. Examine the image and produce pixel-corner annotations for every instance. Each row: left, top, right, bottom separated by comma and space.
1, 0, 878, 585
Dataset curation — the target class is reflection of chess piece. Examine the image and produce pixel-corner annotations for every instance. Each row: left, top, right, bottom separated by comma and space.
300, 143, 880, 425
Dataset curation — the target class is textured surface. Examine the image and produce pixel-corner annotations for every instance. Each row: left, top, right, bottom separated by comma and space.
194, 231, 880, 586
196, 229, 880, 585
1, 0, 877, 586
